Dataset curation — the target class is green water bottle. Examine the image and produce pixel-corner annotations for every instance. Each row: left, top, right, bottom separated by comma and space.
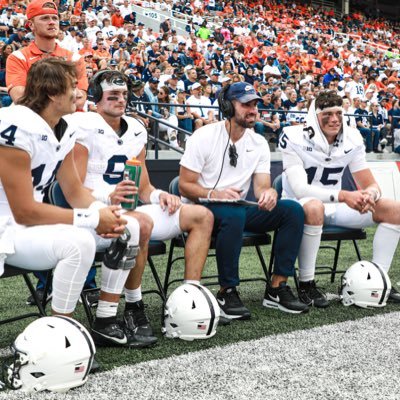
121, 158, 142, 210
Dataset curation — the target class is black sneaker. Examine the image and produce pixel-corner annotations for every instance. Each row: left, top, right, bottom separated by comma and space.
91, 317, 129, 347
263, 282, 309, 314
388, 287, 400, 303
216, 287, 251, 320
298, 280, 329, 308
123, 300, 158, 347
80, 289, 100, 307
26, 289, 52, 306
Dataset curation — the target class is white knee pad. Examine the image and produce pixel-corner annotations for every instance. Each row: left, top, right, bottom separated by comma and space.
52, 228, 96, 314
124, 215, 140, 246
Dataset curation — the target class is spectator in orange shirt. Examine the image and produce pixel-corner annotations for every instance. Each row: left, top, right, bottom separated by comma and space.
79, 37, 94, 57
111, 9, 124, 28
6, 0, 88, 104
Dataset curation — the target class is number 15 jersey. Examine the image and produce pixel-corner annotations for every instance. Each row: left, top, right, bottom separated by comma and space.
279, 123, 368, 200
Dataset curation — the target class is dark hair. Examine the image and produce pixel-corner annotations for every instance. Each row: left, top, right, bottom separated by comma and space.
315, 90, 343, 110
17, 58, 77, 114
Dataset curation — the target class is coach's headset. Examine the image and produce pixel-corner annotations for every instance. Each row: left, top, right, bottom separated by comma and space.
88, 69, 132, 104
218, 83, 235, 119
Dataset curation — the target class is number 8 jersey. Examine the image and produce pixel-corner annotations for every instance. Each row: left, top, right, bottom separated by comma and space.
279, 117, 367, 200
0, 105, 76, 218
66, 111, 147, 198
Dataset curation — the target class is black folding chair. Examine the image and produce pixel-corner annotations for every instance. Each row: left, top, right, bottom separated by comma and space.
0, 265, 51, 325
163, 176, 272, 295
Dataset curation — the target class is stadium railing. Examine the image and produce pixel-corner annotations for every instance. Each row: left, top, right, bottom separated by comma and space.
128, 101, 392, 158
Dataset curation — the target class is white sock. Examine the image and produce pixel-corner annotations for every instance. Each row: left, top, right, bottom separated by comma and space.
125, 286, 142, 303
96, 300, 119, 318
372, 223, 400, 272
184, 280, 200, 285
298, 224, 323, 282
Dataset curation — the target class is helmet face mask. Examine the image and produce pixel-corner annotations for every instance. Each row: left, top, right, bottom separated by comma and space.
163, 284, 220, 341
2, 316, 95, 393
340, 261, 391, 308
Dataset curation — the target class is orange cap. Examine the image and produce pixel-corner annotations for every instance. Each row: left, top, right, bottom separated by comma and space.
126, 158, 141, 166
27, 0, 58, 20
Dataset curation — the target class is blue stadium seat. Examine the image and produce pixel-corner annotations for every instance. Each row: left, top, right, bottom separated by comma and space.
163, 176, 272, 294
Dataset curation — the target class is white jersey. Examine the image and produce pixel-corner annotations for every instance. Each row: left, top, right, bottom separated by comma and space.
0, 105, 76, 219
279, 122, 367, 199
68, 111, 183, 241
67, 112, 147, 195
180, 121, 270, 201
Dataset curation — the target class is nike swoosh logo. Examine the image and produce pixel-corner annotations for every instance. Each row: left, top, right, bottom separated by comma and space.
29, 56, 40, 61
344, 149, 352, 154
134, 132, 141, 136
95, 331, 127, 344
246, 149, 254, 152
69, 132, 75, 138
268, 294, 280, 302
217, 298, 225, 306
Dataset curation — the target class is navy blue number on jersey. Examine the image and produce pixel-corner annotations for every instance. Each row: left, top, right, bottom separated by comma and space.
104, 155, 128, 184
305, 166, 344, 186
0, 124, 17, 146
31, 160, 62, 195
279, 133, 288, 149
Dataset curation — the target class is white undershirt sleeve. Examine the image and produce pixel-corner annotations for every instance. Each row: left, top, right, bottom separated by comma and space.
284, 166, 340, 203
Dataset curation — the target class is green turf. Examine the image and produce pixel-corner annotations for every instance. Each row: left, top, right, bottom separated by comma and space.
1, 226, 399, 371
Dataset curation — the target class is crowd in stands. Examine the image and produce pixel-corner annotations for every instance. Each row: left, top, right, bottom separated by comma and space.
1, 0, 400, 152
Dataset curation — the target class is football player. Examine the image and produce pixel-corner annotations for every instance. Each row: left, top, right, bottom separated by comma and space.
69, 70, 214, 345
0, 58, 125, 319
279, 90, 400, 307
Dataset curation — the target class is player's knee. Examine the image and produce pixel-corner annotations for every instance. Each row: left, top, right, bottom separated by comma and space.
303, 199, 324, 225
133, 213, 153, 244
57, 228, 96, 269
125, 216, 141, 246
181, 205, 214, 233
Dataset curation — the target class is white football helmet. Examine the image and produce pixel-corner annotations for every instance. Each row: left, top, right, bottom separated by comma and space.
4, 316, 95, 393
163, 283, 220, 341
341, 261, 391, 308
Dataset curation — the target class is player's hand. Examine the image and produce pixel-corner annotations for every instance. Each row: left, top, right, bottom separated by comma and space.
360, 189, 376, 213
97, 206, 127, 238
211, 188, 242, 200
341, 190, 371, 213
109, 180, 139, 205
258, 188, 277, 211
159, 192, 181, 215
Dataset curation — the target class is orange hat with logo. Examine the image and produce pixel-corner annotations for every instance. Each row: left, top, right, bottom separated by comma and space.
27, 0, 58, 19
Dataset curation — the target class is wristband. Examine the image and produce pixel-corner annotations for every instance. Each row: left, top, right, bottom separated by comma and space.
91, 187, 113, 205
73, 208, 100, 229
150, 189, 163, 204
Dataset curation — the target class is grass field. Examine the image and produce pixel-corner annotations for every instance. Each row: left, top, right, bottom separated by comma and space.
1, 225, 399, 373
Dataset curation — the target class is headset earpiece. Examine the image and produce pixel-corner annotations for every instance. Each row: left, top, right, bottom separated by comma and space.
89, 70, 131, 104
88, 70, 109, 103
218, 84, 234, 119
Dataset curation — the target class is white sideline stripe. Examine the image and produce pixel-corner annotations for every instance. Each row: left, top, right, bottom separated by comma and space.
1, 312, 400, 399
